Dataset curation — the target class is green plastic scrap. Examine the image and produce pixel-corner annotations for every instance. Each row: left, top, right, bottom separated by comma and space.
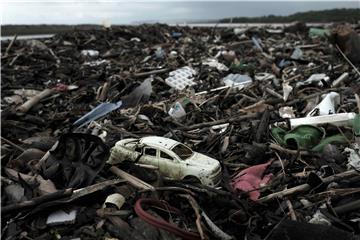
271, 125, 348, 152
353, 114, 360, 136
311, 134, 348, 152
230, 61, 255, 73
308, 28, 330, 39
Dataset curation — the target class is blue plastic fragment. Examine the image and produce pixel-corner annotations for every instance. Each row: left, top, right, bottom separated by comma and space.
171, 32, 182, 39
73, 101, 122, 129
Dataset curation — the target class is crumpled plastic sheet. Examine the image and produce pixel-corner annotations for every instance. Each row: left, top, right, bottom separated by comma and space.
231, 161, 273, 201
41, 133, 109, 188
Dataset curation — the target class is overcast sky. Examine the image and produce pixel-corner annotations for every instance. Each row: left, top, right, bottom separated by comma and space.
1, 1, 359, 25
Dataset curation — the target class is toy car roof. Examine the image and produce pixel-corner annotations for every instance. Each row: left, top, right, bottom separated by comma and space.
140, 136, 179, 150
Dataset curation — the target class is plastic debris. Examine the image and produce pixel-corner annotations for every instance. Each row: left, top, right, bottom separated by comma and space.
222, 74, 253, 90
168, 102, 187, 120
73, 101, 123, 129
290, 113, 358, 128
165, 66, 197, 90
2, 22, 360, 240
103, 193, 126, 209
251, 36, 263, 52
290, 47, 303, 59
81, 49, 99, 58
46, 209, 77, 226
345, 143, 360, 170
203, 58, 229, 71
309, 28, 330, 39
307, 92, 340, 116
279, 106, 295, 118
231, 161, 273, 201
296, 73, 330, 87
41, 133, 109, 188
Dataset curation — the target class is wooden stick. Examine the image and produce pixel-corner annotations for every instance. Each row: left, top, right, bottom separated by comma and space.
132, 68, 169, 77
5, 34, 17, 57
334, 199, 360, 215
355, 93, 360, 114
202, 211, 233, 240
2, 189, 73, 215
97, 81, 111, 101
336, 44, 360, 77
286, 198, 297, 220
179, 194, 205, 240
178, 113, 258, 131
258, 169, 358, 202
265, 87, 283, 99
269, 143, 310, 155
17, 88, 55, 113
110, 166, 154, 190
1, 137, 25, 152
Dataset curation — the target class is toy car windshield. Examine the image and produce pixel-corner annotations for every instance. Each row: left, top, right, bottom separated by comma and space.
172, 143, 193, 160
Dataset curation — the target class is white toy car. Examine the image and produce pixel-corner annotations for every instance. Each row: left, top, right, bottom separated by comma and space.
108, 136, 222, 187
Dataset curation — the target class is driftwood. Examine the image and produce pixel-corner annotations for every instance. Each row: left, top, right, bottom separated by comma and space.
17, 88, 55, 113
110, 166, 154, 190
259, 169, 359, 202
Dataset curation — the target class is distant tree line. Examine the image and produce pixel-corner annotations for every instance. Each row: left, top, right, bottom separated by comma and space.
219, 8, 360, 23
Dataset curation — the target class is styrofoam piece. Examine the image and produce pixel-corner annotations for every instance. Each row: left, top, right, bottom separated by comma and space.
296, 73, 330, 87
255, 73, 275, 81
345, 143, 360, 171
203, 58, 229, 71
290, 47, 303, 59
279, 106, 295, 118
168, 102, 186, 119
46, 209, 77, 226
307, 92, 340, 116
222, 74, 252, 90
331, 72, 349, 87
103, 193, 125, 209
290, 112, 357, 129
282, 81, 293, 101
165, 66, 197, 90
81, 50, 99, 58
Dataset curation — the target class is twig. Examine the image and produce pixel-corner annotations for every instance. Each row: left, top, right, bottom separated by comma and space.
336, 44, 360, 77
17, 88, 55, 113
97, 81, 111, 101
355, 93, 360, 114
258, 169, 358, 202
110, 166, 154, 190
1, 137, 25, 152
132, 68, 169, 77
2, 189, 73, 215
265, 87, 283, 99
138, 186, 195, 195
178, 194, 205, 240
202, 211, 233, 240
274, 152, 286, 176
334, 199, 360, 215
269, 143, 310, 155
286, 198, 297, 220
5, 34, 17, 57
178, 113, 258, 131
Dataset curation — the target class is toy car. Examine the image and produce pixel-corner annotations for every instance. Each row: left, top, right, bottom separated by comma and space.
108, 136, 222, 187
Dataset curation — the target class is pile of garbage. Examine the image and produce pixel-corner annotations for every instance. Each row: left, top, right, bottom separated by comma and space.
1, 23, 360, 240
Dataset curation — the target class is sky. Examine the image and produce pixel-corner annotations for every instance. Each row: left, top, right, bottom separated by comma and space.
1, 1, 359, 25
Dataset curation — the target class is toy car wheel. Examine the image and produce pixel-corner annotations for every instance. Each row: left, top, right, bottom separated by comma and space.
183, 176, 201, 184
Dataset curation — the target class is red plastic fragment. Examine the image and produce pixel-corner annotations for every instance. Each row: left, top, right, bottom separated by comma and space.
231, 161, 273, 201
134, 198, 200, 240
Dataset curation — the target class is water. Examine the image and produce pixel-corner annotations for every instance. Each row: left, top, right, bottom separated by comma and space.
1, 34, 54, 41
1, 22, 333, 41
169, 22, 332, 28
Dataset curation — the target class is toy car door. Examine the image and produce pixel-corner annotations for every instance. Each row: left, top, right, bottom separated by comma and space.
158, 150, 181, 179
140, 147, 158, 167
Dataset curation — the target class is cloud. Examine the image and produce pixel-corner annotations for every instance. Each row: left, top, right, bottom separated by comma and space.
2, 1, 359, 25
